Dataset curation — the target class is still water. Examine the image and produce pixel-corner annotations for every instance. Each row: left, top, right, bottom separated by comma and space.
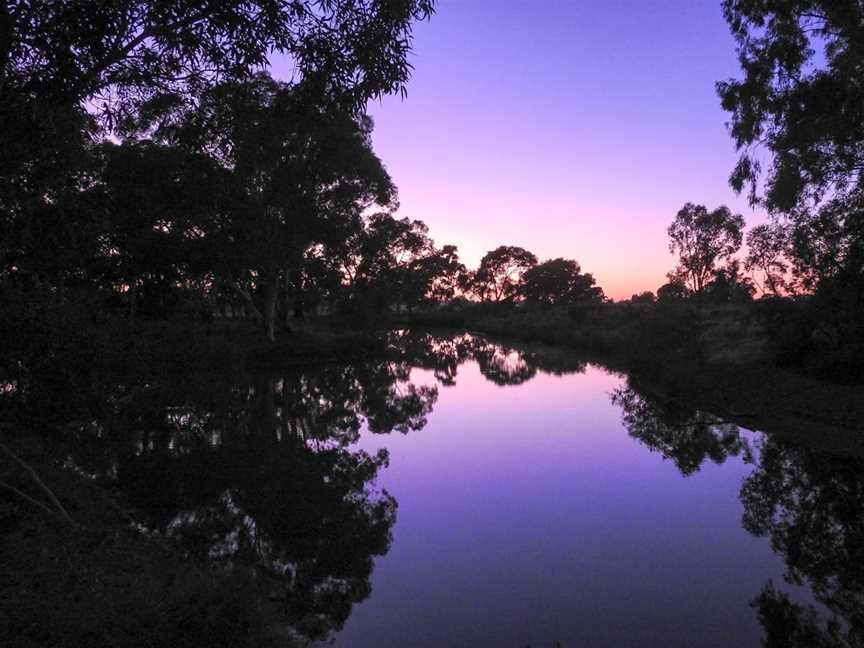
324, 333, 858, 647
19, 331, 857, 647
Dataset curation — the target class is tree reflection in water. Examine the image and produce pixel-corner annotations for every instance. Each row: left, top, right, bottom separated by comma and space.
610, 380, 864, 648
4, 331, 860, 646
610, 382, 751, 475
0, 332, 587, 646
743, 439, 864, 648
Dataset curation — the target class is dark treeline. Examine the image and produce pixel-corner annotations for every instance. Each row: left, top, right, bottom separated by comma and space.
629, 1, 864, 380
8, 2, 859, 385
0, 2, 602, 348
2, 1, 864, 646
0, 329, 587, 646
456, 1, 864, 387
1, 0, 478, 347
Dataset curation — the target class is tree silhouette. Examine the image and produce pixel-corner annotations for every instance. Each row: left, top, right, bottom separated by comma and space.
610, 383, 749, 476
656, 281, 690, 303
164, 74, 396, 339
718, 1, 864, 213
520, 257, 604, 306
740, 438, 864, 645
719, 1, 864, 374
667, 203, 745, 294
744, 224, 790, 297
1, 1, 435, 300
469, 245, 537, 302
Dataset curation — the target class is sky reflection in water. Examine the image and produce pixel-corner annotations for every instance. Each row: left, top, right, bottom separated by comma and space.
337, 355, 801, 648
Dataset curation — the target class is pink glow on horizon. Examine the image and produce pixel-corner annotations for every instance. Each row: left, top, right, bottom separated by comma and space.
273, 2, 771, 300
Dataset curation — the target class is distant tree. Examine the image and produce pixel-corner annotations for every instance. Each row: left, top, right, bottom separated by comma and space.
470, 245, 537, 302
667, 203, 745, 294
520, 258, 604, 306
342, 214, 436, 314
703, 261, 756, 304
408, 244, 468, 305
629, 291, 656, 304
745, 224, 790, 297
656, 282, 690, 304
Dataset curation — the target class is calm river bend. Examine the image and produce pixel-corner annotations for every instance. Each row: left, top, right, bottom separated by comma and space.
319, 332, 859, 647
35, 331, 856, 647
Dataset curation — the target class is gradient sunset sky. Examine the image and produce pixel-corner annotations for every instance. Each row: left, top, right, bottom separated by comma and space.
283, 1, 768, 300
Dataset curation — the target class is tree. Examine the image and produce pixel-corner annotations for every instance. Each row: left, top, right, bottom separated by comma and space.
629, 291, 656, 304
409, 245, 468, 305
1, 1, 434, 320
520, 258, 605, 306
3, 1, 435, 123
166, 75, 396, 340
340, 214, 436, 315
745, 224, 790, 297
717, 1, 864, 213
718, 1, 864, 334
86, 141, 236, 319
470, 245, 537, 302
703, 260, 756, 304
656, 282, 690, 304
667, 203, 745, 294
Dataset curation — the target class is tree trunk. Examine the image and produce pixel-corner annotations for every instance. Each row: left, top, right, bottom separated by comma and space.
291, 264, 305, 320
263, 273, 278, 342
129, 282, 137, 323
0, 2, 11, 97
226, 280, 263, 323
284, 245, 306, 327
283, 264, 293, 331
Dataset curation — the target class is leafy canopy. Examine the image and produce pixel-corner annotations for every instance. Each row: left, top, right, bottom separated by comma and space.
667, 203, 745, 294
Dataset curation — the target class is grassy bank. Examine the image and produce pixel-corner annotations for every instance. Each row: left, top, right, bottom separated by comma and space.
398, 302, 864, 451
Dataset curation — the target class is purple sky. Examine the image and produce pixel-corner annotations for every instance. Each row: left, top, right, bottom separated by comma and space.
360, 0, 768, 299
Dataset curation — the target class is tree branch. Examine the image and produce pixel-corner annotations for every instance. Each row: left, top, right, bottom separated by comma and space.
0, 441, 76, 525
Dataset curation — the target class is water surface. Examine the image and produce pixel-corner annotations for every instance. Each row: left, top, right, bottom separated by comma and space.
328, 334, 859, 647
11, 332, 859, 647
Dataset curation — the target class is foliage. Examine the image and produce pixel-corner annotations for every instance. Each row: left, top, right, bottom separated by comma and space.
702, 260, 755, 304
3, 1, 436, 124
744, 223, 790, 296
628, 291, 656, 304
520, 257, 604, 306
468, 245, 537, 302
611, 383, 748, 476
667, 202, 745, 294
1, 1, 434, 342
719, 1, 864, 377
718, 0, 864, 212
656, 281, 690, 303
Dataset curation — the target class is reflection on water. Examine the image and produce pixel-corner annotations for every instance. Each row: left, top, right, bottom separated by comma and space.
611, 383, 752, 475
1, 332, 861, 646
612, 378, 863, 648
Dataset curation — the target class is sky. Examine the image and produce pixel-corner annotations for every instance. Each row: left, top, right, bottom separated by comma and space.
275, 0, 767, 300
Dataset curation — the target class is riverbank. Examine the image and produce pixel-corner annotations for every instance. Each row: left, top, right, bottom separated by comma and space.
93, 308, 864, 451
396, 303, 864, 453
